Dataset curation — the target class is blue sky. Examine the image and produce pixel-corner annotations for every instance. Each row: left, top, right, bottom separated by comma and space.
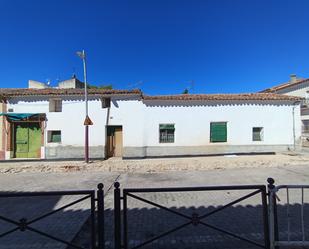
1, 0, 309, 95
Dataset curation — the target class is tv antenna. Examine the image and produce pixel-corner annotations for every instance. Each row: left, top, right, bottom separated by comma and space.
128, 80, 143, 89
72, 67, 77, 78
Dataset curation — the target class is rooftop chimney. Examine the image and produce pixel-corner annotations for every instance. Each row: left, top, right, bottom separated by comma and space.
28, 80, 48, 89
290, 74, 297, 83
58, 77, 84, 89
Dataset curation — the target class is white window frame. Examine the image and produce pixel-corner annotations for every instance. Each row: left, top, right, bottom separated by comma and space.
159, 124, 175, 143
47, 130, 62, 143
252, 127, 264, 141
49, 98, 62, 112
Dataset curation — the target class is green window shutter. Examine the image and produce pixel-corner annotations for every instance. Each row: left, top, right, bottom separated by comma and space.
210, 122, 227, 142
159, 124, 175, 130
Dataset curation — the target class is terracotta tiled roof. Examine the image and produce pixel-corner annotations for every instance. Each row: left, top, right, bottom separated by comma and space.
0, 87, 303, 102
260, 78, 309, 93
0, 88, 142, 97
143, 93, 303, 101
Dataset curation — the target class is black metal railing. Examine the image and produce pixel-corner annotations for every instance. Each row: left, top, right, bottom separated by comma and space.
2, 177, 309, 249
0, 183, 105, 249
114, 182, 270, 249
267, 178, 309, 249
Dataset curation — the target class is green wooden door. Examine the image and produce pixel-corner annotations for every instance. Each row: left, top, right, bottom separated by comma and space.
15, 123, 41, 158
15, 123, 29, 158
28, 123, 42, 158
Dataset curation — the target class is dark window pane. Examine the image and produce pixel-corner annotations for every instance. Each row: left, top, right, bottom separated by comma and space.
159, 124, 175, 143
48, 130, 61, 143
252, 127, 263, 141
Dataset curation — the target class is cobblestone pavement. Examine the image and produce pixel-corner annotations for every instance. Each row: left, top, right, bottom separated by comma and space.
1, 153, 309, 174
0, 162, 309, 248
0, 171, 119, 249
102, 165, 309, 249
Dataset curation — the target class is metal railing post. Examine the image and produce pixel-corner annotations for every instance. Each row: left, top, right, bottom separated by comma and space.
97, 183, 105, 249
267, 177, 278, 249
91, 191, 96, 249
261, 186, 270, 249
114, 182, 121, 249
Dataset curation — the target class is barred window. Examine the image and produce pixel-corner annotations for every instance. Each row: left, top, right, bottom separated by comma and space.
252, 127, 263, 141
159, 124, 175, 143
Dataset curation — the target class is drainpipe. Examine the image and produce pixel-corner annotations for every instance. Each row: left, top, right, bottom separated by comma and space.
292, 101, 301, 151
105, 106, 110, 159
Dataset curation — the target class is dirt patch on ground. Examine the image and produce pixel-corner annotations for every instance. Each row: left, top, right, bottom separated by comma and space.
0, 153, 309, 174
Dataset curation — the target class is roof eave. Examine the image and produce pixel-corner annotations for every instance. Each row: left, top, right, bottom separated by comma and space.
260, 78, 309, 93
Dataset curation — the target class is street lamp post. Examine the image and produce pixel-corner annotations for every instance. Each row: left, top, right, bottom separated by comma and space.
76, 50, 91, 163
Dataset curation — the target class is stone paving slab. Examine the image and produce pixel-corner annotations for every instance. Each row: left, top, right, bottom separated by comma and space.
0, 171, 119, 249
1, 163, 309, 248
102, 165, 309, 249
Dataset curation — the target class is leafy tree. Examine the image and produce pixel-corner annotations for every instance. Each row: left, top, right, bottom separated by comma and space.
182, 88, 189, 94
87, 84, 113, 89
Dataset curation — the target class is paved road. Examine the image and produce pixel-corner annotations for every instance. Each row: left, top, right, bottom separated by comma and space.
106, 165, 309, 249
0, 164, 309, 248
0, 171, 119, 249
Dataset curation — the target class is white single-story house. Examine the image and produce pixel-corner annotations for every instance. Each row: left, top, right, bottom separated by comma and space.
0, 78, 302, 160
260, 74, 309, 146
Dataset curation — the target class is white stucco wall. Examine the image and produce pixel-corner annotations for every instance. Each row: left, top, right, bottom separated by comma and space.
275, 83, 309, 123
280, 87, 309, 98
8, 96, 107, 148
141, 100, 301, 147
275, 81, 309, 98
106, 99, 146, 147
7, 95, 144, 158
6, 96, 302, 158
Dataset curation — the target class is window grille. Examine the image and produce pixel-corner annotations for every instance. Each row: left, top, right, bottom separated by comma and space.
159, 124, 175, 143
252, 127, 263, 141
